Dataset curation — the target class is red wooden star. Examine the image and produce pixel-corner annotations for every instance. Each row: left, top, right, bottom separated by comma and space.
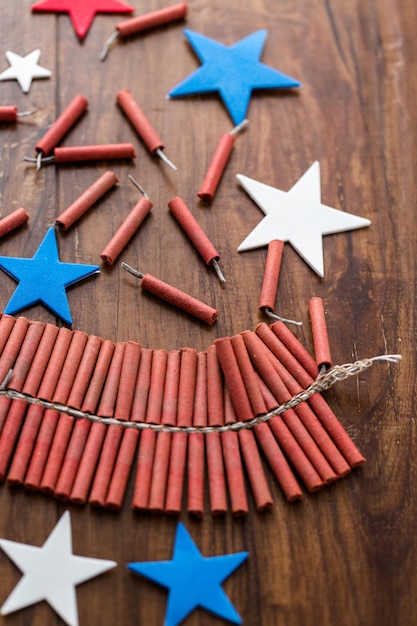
31, 0, 134, 39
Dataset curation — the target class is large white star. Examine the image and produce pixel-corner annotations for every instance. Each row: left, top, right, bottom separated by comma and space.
0, 511, 116, 626
0, 49, 52, 93
237, 162, 371, 277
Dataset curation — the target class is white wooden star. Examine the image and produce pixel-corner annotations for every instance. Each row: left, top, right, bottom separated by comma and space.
0, 511, 116, 626
237, 162, 371, 277
0, 49, 52, 93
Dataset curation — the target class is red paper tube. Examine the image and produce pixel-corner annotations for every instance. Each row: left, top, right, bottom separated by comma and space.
69, 422, 106, 504
177, 348, 197, 428
270, 321, 319, 381
132, 429, 156, 510
24, 409, 60, 490
0, 208, 30, 239
105, 428, 139, 509
230, 334, 267, 417
161, 350, 181, 426
7, 321, 45, 392
55, 143, 136, 163
0, 106, 18, 122
36, 327, 73, 401
222, 431, 248, 516
254, 423, 303, 501
67, 335, 103, 410
21, 323, 59, 397
122, 264, 218, 325
100, 196, 153, 266
259, 239, 284, 313
54, 420, 91, 500
214, 337, 253, 422
114, 341, 141, 421
146, 349, 168, 424
116, 2, 187, 38
56, 171, 119, 231
207, 344, 224, 427
7, 404, 45, 485
258, 323, 365, 467
52, 330, 89, 404
96, 342, 126, 417
241, 330, 337, 483
165, 432, 187, 515
131, 348, 153, 422
0, 400, 28, 481
81, 340, 115, 414
0, 317, 30, 385
238, 429, 273, 511
168, 196, 225, 283
0, 314, 17, 357
309, 297, 332, 370
35, 95, 88, 156
0, 398, 12, 436
187, 352, 207, 516
198, 133, 235, 202
89, 424, 123, 507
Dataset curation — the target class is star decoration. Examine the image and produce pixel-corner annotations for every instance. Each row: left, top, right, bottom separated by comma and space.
237, 161, 371, 277
0, 49, 51, 93
31, 0, 134, 39
128, 522, 248, 626
168, 29, 301, 125
0, 227, 100, 325
0, 511, 116, 626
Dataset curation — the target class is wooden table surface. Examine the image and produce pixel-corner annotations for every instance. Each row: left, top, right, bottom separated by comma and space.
0, 1, 415, 625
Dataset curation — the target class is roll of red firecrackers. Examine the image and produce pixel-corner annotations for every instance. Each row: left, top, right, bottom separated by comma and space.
238, 429, 274, 511
253, 422, 303, 501
69, 423, 106, 504
100, 195, 153, 265
132, 429, 157, 510
148, 350, 180, 513
241, 330, 338, 483
115, 2, 187, 38
7, 321, 45, 392
197, 133, 235, 202
81, 340, 115, 414
0, 208, 29, 239
168, 196, 220, 267
214, 337, 253, 421
206, 344, 227, 515
270, 321, 319, 380
89, 424, 123, 507
0, 314, 17, 356
230, 334, 267, 416
36, 327, 73, 401
187, 352, 207, 517
56, 171, 119, 231
96, 342, 126, 417
0, 106, 18, 122
0, 400, 28, 480
24, 409, 60, 490
116, 89, 164, 154
136, 272, 218, 325
21, 323, 59, 397
7, 404, 45, 485
259, 323, 366, 467
53, 143, 136, 163
165, 348, 197, 514
105, 428, 139, 510
130, 348, 152, 422
35, 95, 88, 156
259, 240, 284, 313
309, 297, 332, 370
114, 341, 141, 421
0, 317, 30, 385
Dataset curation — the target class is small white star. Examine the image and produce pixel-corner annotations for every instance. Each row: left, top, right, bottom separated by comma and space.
0, 511, 116, 626
0, 49, 52, 93
237, 162, 371, 277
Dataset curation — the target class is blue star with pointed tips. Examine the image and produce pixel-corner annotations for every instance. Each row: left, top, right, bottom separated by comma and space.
0, 227, 99, 325
168, 29, 301, 125
128, 522, 248, 626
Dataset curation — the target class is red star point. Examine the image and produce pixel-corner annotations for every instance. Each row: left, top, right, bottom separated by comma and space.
31, 0, 134, 39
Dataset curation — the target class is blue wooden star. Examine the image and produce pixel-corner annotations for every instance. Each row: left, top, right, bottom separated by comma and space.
168, 29, 301, 125
128, 522, 248, 626
0, 227, 99, 325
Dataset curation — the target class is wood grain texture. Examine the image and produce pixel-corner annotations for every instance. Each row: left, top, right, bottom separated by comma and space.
0, 1, 415, 625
